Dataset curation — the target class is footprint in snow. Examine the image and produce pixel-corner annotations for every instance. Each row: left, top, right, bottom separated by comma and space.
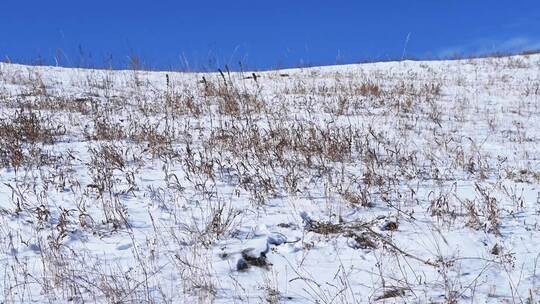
28, 243, 41, 253
116, 243, 132, 250
267, 232, 287, 245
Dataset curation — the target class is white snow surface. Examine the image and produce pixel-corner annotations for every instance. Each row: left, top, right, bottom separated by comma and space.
0, 55, 540, 303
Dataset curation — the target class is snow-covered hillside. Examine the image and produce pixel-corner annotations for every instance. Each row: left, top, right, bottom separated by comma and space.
1, 54, 540, 303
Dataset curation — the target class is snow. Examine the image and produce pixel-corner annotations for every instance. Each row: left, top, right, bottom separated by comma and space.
1, 54, 540, 303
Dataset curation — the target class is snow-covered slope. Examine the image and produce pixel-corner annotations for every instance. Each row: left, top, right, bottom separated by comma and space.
1, 54, 540, 303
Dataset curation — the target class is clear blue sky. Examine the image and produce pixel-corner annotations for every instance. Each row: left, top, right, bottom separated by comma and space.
1, 1, 539, 70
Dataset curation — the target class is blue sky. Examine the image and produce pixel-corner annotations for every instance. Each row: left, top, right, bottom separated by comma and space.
1, 1, 539, 70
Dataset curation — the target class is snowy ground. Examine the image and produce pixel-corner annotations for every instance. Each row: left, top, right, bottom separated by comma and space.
0, 54, 540, 303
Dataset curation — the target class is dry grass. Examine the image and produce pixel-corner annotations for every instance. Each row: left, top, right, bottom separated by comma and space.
0, 54, 539, 303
